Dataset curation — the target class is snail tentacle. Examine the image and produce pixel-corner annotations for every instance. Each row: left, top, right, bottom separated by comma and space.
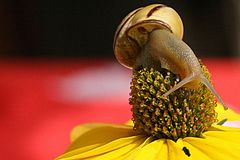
200, 75, 228, 110
162, 73, 197, 97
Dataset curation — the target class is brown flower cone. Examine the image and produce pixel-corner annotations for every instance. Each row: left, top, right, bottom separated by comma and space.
129, 64, 218, 140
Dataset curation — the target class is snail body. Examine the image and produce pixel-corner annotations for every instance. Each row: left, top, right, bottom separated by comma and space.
140, 29, 226, 108
114, 4, 227, 110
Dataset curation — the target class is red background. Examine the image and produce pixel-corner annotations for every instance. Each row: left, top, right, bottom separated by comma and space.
0, 58, 240, 160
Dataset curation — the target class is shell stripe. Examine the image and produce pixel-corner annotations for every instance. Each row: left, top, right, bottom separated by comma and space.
126, 19, 173, 38
147, 4, 166, 18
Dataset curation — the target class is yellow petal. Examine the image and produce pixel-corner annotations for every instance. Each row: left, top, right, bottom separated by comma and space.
166, 139, 187, 160
70, 123, 134, 142
57, 135, 145, 160
184, 129, 240, 160
83, 137, 152, 160
67, 123, 136, 152
182, 140, 212, 160
92, 137, 152, 160
134, 139, 165, 160
203, 125, 240, 141
158, 140, 169, 160
216, 103, 240, 121
56, 123, 137, 160
89, 137, 146, 160
117, 137, 152, 160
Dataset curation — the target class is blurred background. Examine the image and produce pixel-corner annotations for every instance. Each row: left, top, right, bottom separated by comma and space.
1, 1, 240, 160
0, 0, 240, 58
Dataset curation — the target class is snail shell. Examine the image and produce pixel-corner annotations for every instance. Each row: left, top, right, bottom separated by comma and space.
113, 4, 183, 68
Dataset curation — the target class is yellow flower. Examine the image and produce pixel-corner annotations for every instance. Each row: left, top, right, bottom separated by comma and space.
56, 103, 240, 160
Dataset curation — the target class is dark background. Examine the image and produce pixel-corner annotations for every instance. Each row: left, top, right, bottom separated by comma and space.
0, 0, 239, 58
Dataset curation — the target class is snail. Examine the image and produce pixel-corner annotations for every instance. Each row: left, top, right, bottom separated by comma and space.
113, 4, 228, 110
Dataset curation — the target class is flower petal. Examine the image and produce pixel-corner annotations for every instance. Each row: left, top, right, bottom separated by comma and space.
203, 125, 240, 140
134, 139, 165, 160
181, 140, 212, 160
57, 135, 146, 160
70, 123, 134, 142
67, 123, 136, 152
89, 137, 146, 160
216, 103, 240, 121
184, 127, 240, 160
56, 123, 139, 160
167, 139, 188, 160
93, 137, 152, 160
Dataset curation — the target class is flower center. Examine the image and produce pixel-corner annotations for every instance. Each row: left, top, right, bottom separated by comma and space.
129, 66, 217, 140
